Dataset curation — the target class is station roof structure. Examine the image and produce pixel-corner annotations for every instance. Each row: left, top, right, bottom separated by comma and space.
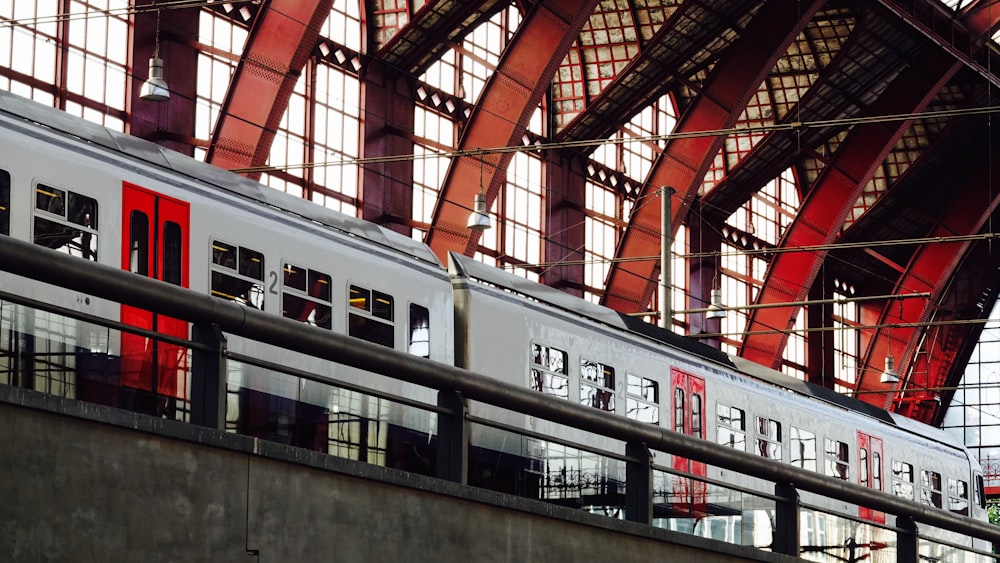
7, 0, 1000, 427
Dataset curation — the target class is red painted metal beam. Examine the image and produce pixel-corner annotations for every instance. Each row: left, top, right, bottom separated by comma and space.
853, 143, 1000, 416
961, 0, 1000, 36
599, 0, 823, 313
205, 0, 332, 177
425, 0, 600, 263
738, 50, 961, 370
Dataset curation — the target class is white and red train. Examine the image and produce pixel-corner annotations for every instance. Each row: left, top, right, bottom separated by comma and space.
0, 89, 989, 556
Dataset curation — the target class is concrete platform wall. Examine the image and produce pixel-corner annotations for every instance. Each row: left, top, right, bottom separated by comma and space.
0, 386, 800, 562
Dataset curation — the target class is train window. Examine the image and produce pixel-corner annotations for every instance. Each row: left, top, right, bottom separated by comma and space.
824, 439, 849, 481
129, 211, 149, 275
210, 240, 264, 308
717, 404, 746, 451
892, 460, 915, 500
408, 304, 430, 358
282, 264, 332, 330
872, 451, 882, 492
975, 472, 985, 509
755, 417, 782, 460
348, 285, 394, 348
580, 359, 614, 412
948, 478, 969, 516
34, 184, 98, 260
921, 470, 943, 508
790, 427, 817, 471
0, 169, 9, 235
674, 388, 685, 434
626, 374, 658, 424
162, 221, 182, 286
530, 343, 568, 399
859, 448, 869, 488
691, 395, 702, 439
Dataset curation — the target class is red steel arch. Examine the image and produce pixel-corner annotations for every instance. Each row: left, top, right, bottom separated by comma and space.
738, 49, 961, 370
600, 0, 822, 313
206, 0, 332, 176
425, 0, 600, 263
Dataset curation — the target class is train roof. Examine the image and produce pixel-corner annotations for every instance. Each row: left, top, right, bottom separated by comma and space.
0, 90, 442, 268
450, 252, 900, 427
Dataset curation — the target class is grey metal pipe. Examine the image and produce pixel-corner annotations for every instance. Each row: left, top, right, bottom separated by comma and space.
2, 235, 999, 543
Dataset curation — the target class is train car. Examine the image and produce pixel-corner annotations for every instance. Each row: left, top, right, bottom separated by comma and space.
0, 89, 452, 454
449, 252, 988, 555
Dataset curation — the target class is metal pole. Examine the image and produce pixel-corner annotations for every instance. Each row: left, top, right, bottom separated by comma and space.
659, 186, 675, 329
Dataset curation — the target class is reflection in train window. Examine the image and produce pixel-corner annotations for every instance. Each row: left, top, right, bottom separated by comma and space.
129, 211, 149, 275
691, 394, 702, 439
0, 169, 9, 235
755, 416, 782, 460
626, 374, 658, 424
790, 427, 817, 471
824, 439, 849, 480
716, 404, 746, 451
408, 304, 430, 358
580, 359, 614, 411
948, 478, 969, 516
210, 240, 264, 308
921, 470, 943, 508
892, 460, 915, 500
530, 343, 568, 399
348, 284, 394, 348
34, 184, 98, 260
282, 263, 332, 329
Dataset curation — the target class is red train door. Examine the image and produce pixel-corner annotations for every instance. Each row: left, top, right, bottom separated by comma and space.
858, 431, 886, 524
671, 367, 707, 516
119, 183, 190, 416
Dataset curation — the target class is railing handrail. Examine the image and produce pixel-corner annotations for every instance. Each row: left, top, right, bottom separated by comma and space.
2, 236, 999, 543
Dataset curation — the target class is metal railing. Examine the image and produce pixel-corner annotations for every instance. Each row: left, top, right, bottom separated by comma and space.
1, 235, 999, 559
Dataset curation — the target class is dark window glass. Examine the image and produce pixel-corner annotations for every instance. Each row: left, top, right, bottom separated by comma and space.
350, 285, 370, 311
409, 304, 430, 358
348, 313, 394, 348
860, 448, 869, 488
373, 290, 393, 321
691, 394, 702, 439
129, 211, 149, 276
162, 221, 182, 286
0, 169, 9, 236
281, 263, 331, 329
872, 452, 882, 491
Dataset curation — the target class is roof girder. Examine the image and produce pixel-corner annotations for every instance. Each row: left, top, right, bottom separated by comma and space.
425, 0, 601, 262
599, 0, 823, 313
205, 0, 332, 176
738, 49, 962, 369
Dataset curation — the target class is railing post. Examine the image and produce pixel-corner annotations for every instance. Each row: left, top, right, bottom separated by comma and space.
774, 482, 800, 556
896, 515, 918, 563
190, 323, 227, 430
436, 390, 468, 484
625, 441, 652, 524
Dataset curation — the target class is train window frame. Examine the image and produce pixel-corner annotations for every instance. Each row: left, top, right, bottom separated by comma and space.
281, 262, 332, 330
530, 343, 568, 400
975, 472, 985, 509
408, 303, 430, 358
755, 416, 782, 460
948, 478, 969, 516
716, 404, 746, 451
210, 240, 265, 308
626, 374, 658, 424
0, 168, 9, 236
33, 183, 99, 260
824, 439, 849, 481
790, 426, 817, 471
580, 358, 615, 412
892, 460, 915, 500
920, 469, 943, 509
347, 283, 395, 348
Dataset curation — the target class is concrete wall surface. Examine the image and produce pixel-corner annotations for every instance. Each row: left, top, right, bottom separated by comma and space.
0, 387, 801, 563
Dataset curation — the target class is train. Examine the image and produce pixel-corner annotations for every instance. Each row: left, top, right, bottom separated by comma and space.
0, 88, 989, 559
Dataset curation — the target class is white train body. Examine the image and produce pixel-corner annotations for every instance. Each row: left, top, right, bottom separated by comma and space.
0, 90, 989, 555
